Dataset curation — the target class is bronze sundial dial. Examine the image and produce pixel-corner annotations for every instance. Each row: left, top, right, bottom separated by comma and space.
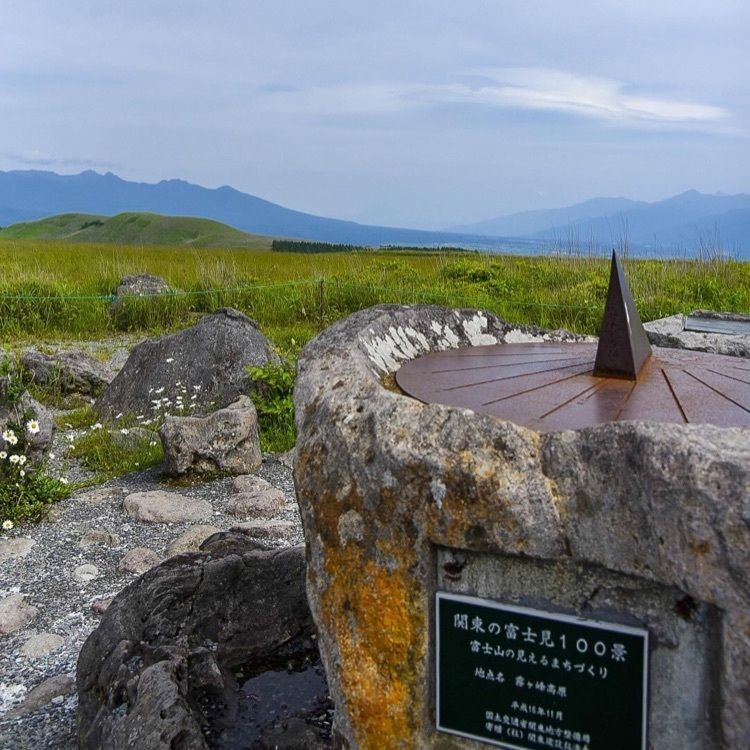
396, 252, 750, 430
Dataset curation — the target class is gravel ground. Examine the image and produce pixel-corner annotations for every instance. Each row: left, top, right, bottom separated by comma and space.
0, 453, 300, 750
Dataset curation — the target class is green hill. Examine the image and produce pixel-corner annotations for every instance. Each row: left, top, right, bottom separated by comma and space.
0, 212, 273, 249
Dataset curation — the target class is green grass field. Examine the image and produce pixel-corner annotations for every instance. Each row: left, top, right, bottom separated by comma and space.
1, 237, 748, 353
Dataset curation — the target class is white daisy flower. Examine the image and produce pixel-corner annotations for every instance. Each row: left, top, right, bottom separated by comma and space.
2, 520, 13, 530
25, 419, 40, 435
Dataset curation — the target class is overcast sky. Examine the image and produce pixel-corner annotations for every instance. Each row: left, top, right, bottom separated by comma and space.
1, 1, 748, 228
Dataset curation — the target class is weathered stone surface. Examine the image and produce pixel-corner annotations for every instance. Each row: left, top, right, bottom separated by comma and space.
80, 529, 120, 548
110, 274, 170, 312
226, 475, 285, 518
117, 547, 163, 574
76, 534, 315, 750
232, 520, 298, 542
226, 491, 285, 519
0, 537, 35, 562
0, 387, 54, 461
73, 564, 99, 583
159, 396, 261, 477
21, 348, 110, 395
7, 674, 74, 717
232, 473, 273, 494
96, 307, 280, 419
20, 633, 64, 659
645, 311, 750, 357
74, 486, 125, 505
166, 525, 220, 557
122, 490, 211, 523
293, 304, 750, 749
0, 594, 38, 635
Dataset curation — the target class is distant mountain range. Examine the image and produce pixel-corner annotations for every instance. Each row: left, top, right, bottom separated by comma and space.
0, 169, 503, 249
450, 190, 750, 254
0, 169, 747, 256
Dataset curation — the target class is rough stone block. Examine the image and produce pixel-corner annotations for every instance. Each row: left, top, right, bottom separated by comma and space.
293, 304, 750, 750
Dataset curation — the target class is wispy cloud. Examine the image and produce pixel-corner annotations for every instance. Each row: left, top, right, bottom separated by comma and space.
433, 68, 729, 126
256, 67, 729, 131
1, 151, 120, 170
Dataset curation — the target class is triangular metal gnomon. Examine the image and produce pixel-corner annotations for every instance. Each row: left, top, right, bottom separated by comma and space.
593, 251, 652, 380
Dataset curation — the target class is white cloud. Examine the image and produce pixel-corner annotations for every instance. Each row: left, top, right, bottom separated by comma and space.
436, 68, 729, 126
254, 67, 729, 131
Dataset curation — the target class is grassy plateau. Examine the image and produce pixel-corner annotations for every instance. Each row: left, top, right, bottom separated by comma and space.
0, 212, 272, 249
2, 237, 748, 354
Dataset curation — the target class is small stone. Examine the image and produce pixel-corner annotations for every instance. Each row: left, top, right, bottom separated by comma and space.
7, 674, 75, 717
166, 525, 221, 557
75, 486, 124, 505
118, 548, 162, 574
226, 488, 286, 519
80, 529, 121, 548
20, 633, 64, 659
0, 594, 38, 635
91, 597, 113, 615
232, 520, 299, 542
232, 474, 274, 494
159, 396, 262, 477
123, 490, 211, 523
0, 537, 34, 563
73, 564, 99, 583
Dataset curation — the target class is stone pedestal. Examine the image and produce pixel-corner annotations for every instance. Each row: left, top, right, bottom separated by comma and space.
294, 305, 750, 750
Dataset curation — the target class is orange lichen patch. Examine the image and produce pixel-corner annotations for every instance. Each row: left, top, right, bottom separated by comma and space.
689, 539, 712, 557
312, 487, 364, 547
321, 542, 426, 749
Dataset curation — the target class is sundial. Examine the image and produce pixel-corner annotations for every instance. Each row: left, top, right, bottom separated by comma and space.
396, 252, 750, 430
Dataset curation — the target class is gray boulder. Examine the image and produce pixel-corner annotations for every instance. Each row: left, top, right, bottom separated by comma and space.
76, 532, 315, 750
645, 311, 750, 358
0, 382, 54, 461
159, 396, 262, 477
110, 274, 170, 312
21, 348, 110, 396
96, 308, 280, 420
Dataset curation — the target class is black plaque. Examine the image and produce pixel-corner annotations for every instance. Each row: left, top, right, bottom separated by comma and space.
436, 592, 648, 750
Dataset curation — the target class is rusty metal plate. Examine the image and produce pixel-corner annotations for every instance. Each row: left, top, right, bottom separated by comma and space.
394, 343, 750, 431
